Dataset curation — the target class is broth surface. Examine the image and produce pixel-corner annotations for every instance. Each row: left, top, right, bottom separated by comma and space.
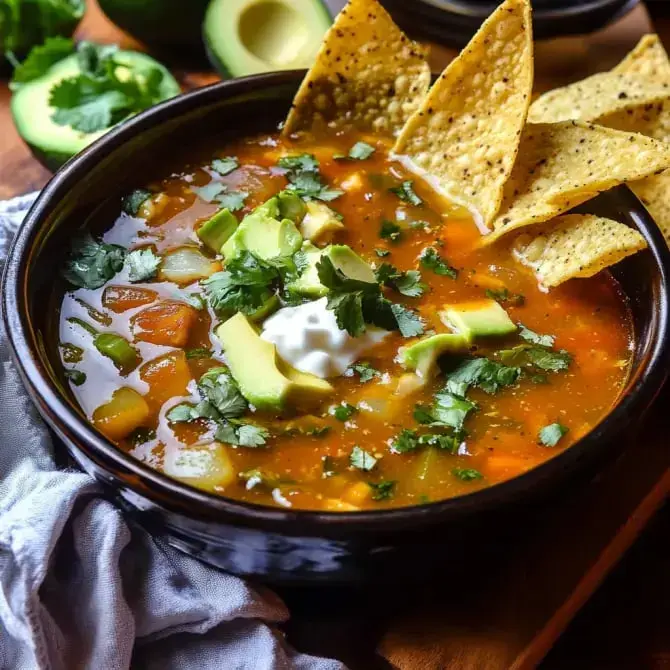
56, 130, 632, 511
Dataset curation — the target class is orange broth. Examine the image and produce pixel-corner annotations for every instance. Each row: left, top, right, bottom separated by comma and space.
57, 130, 632, 511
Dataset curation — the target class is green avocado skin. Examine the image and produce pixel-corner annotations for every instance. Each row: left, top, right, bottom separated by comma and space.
26, 142, 74, 172
97, 0, 209, 53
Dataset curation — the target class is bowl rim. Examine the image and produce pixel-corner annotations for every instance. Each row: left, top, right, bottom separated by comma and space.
3, 70, 670, 534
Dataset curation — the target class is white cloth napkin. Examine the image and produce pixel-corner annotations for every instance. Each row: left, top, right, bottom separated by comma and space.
0, 192, 346, 670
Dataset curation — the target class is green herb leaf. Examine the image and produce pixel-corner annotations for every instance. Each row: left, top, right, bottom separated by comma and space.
192, 182, 248, 211
497, 344, 572, 372
198, 367, 248, 419
391, 429, 420, 453
389, 180, 422, 206
451, 468, 483, 482
62, 234, 126, 289
166, 403, 198, 423
122, 188, 152, 216
128, 427, 156, 447
10, 37, 74, 89
333, 403, 358, 421
379, 220, 402, 243
420, 247, 457, 279
350, 446, 377, 471
322, 455, 338, 478
278, 153, 343, 201
485, 288, 525, 307
418, 433, 460, 453
125, 248, 161, 282
445, 357, 520, 396
185, 347, 212, 359
374, 248, 391, 257
347, 362, 380, 383
60, 342, 84, 363
64, 368, 86, 386
376, 262, 426, 297
538, 422, 568, 447
348, 141, 375, 160
218, 190, 248, 212
369, 480, 396, 500
417, 392, 475, 431
181, 292, 205, 310
211, 156, 239, 176
518, 323, 555, 347
390, 303, 425, 337
215, 421, 269, 447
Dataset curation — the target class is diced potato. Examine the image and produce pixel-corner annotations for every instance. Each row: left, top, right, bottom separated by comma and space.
140, 350, 192, 411
323, 498, 360, 512
342, 481, 372, 506
138, 192, 169, 221
159, 246, 221, 284
164, 442, 235, 492
102, 285, 158, 313
340, 172, 364, 192
131, 300, 198, 347
92, 387, 150, 441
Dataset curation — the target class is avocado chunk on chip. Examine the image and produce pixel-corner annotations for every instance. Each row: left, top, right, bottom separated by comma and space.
528, 72, 670, 125
282, 0, 430, 137
485, 121, 670, 243
512, 214, 647, 288
392, 0, 533, 229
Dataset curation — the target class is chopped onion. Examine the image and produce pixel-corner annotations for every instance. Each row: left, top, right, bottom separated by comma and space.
160, 247, 219, 284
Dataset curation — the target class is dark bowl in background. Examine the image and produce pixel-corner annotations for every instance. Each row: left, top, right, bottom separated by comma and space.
382, 0, 640, 47
3, 71, 670, 584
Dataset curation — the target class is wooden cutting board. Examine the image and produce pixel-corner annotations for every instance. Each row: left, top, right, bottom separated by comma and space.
1, 2, 668, 668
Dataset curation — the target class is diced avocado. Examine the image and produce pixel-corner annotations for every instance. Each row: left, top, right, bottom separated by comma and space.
326, 244, 376, 284
286, 243, 328, 298
11, 51, 180, 171
399, 333, 470, 379
276, 190, 306, 223
204, 0, 332, 78
440, 300, 517, 341
216, 313, 333, 412
222, 197, 303, 262
197, 208, 239, 253
299, 201, 345, 244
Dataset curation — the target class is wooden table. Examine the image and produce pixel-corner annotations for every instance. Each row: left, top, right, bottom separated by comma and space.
2, 2, 670, 668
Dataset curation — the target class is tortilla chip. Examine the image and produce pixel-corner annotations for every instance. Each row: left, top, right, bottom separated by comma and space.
629, 173, 670, 240
612, 34, 670, 80
282, 0, 430, 137
513, 214, 647, 287
485, 121, 670, 243
528, 72, 670, 124
392, 0, 533, 228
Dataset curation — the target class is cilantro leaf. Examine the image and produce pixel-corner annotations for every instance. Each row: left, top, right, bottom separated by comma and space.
125, 248, 161, 282
64, 368, 86, 386
391, 429, 420, 453
376, 263, 426, 297
350, 446, 377, 471
122, 188, 152, 216
332, 403, 358, 421
390, 303, 425, 337
538, 423, 568, 447
348, 141, 375, 160
369, 480, 396, 501
389, 180, 422, 206
445, 357, 520, 396
452, 468, 483, 482
418, 391, 475, 431
211, 156, 239, 176
379, 220, 402, 243
347, 362, 380, 382
185, 347, 212, 359
10, 37, 74, 89
497, 344, 572, 372
166, 403, 199, 423
326, 291, 366, 336
518, 323, 555, 347
198, 367, 248, 418
278, 153, 343, 202
218, 190, 248, 211
420, 247, 457, 279
191, 182, 248, 211
485, 288, 525, 307
216, 421, 269, 447
61, 234, 126, 289
375, 248, 391, 257
418, 433, 460, 453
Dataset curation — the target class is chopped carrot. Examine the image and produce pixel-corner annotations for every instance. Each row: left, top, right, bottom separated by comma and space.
102, 285, 158, 313
342, 481, 372, 506
140, 350, 192, 412
131, 300, 198, 347
93, 387, 150, 441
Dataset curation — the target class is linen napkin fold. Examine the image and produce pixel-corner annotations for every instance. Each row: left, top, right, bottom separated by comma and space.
0, 192, 345, 670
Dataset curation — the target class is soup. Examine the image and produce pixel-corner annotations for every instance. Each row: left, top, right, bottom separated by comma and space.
55, 130, 632, 511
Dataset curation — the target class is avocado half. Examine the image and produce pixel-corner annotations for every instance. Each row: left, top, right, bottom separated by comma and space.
11, 51, 180, 171
97, 0, 209, 56
204, 0, 332, 78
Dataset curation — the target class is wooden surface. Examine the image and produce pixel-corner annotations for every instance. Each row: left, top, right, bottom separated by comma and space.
3, 2, 670, 668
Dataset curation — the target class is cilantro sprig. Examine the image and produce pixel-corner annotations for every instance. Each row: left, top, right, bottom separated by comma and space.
61, 234, 126, 289
375, 263, 426, 298
420, 247, 457, 279
277, 154, 343, 202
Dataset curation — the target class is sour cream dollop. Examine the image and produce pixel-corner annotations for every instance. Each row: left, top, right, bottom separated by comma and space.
260, 298, 389, 379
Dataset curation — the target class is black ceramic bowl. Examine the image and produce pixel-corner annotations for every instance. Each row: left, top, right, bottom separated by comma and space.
3, 71, 670, 584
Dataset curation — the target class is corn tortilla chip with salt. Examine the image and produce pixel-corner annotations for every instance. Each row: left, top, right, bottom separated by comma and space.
612, 34, 670, 80
628, 173, 670, 241
528, 71, 670, 124
282, 0, 430, 137
513, 214, 647, 287
486, 121, 670, 243
392, 0, 533, 228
